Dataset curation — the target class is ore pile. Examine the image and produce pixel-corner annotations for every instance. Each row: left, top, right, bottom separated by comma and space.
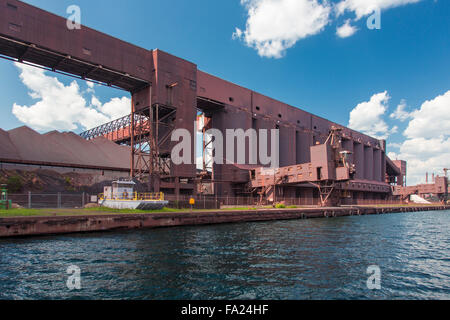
0, 126, 131, 169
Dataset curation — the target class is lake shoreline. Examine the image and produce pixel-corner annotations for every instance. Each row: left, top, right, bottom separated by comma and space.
1, 205, 448, 238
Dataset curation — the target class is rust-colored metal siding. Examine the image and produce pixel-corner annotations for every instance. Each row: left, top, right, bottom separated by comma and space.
0, 0, 153, 90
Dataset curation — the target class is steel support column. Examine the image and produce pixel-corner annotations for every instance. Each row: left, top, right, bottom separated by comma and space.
130, 95, 135, 178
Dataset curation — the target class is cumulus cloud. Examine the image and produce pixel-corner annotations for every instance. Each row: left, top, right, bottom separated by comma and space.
85, 80, 95, 94
233, 0, 331, 58
336, 19, 358, 38
387, 142, 402, 149
11, 63, 130, 132
348, 91, 397, 139
336, 0, 421, 20
404, 90, 450, 139
98, 97, 133, 120
387, 90, 450, 185
234, 0, 422, 57
390, 99, 412, 122
388, 137, 450, 185
349, 90, 449, 185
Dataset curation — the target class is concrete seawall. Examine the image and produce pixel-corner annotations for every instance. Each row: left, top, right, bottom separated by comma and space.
0, 206, 448, 238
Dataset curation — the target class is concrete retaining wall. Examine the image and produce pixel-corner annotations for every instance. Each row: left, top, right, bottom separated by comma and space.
0, 206, 448, 238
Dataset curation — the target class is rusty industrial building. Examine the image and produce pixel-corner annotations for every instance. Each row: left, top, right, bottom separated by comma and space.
0, 0, 448, 206
392, 164, 448, 203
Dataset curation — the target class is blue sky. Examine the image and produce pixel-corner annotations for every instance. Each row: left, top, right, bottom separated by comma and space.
0, 0, 449, 184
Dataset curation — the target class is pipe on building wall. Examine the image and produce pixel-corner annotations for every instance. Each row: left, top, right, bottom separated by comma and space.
364, 146, 374, 181
373, 149, 382, 182
353, 142, 365, 180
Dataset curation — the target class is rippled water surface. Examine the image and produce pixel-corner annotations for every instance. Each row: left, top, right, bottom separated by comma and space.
0, 210, 449, 299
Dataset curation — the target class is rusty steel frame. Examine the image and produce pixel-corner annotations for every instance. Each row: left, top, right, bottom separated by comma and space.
0, 157, 129, 172
199, 114, 213, 174
131, 112, 151, 183
130, 90, 178, 191
309, 181, 337, 207
0, 35, 149, 92
80, 87, 177, 192
130, 86, 159, 190
79, 113, 134, 141
197, 113, 216, 196
256, 170, 284, 205
0, 54, 129, 92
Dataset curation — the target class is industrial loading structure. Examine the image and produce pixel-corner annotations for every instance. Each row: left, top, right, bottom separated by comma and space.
393, 167, 449, 204
1, 0, 445, 206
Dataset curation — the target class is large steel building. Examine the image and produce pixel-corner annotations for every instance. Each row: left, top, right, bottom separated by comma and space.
0, 0, 408, 205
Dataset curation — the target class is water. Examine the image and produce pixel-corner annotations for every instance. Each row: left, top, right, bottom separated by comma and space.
0, 210, 449, 300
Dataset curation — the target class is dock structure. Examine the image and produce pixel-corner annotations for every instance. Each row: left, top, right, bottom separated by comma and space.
393, 171, 448, 203
0, 0, 446, 206
0, 205, 448, 238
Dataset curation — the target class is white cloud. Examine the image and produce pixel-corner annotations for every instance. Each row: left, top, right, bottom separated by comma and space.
387, 142, 402, 149
348, 89, 450, 185
389, 137, 450, 185
336, 0, 421, 20
390, 99, 412, 122
387, 90, 450, 185
234, 0, 422, 56
86, 81, 95, 93
348, 91, 397, 139
404, 90, 450, 139
98, 97, 132, 120
11, 63, 130, 132
233, 0, 331, 58
336, 19, 358, 38
400, 137, 450, 160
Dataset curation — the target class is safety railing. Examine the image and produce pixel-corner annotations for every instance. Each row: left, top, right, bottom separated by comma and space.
135, 192, 165, 201
7, 192, 89, 209
99, 192, 165, 201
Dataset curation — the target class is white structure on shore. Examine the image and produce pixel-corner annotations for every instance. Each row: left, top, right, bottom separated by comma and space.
100, 180, 168, 210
